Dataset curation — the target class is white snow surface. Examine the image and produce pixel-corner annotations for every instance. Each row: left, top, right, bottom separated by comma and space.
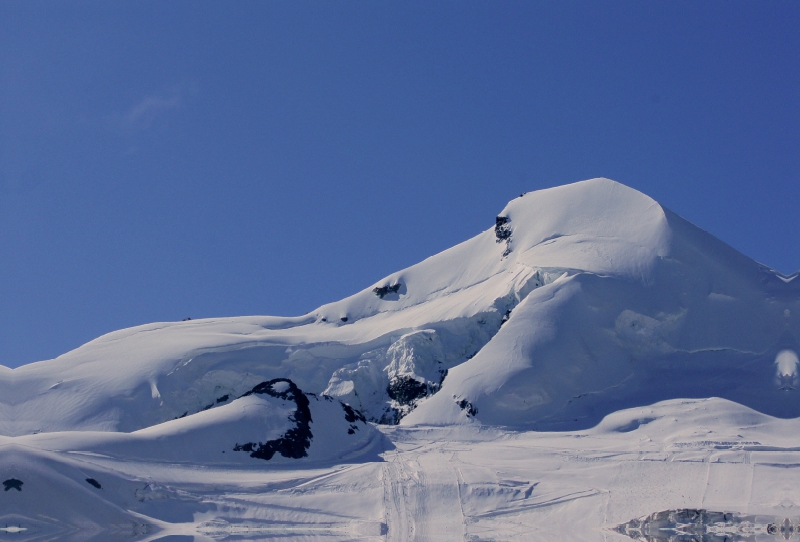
3, 178, 800, 540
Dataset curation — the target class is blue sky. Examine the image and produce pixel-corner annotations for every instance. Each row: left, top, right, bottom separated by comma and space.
1, 1, 798, 367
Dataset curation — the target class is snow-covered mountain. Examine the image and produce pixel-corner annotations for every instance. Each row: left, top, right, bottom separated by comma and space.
2, 178, 797, 434
3, 178, 800, 540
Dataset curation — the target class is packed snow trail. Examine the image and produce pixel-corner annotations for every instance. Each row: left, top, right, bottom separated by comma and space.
381, 446, 466, 540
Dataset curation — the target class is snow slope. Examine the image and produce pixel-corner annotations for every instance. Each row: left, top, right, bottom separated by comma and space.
2, 178, 800, 539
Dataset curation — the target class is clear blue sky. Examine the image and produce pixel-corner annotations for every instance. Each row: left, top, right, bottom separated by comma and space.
1, 1, 798, 367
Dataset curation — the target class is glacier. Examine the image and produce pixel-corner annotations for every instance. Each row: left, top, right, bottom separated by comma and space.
2, 178, 800, 540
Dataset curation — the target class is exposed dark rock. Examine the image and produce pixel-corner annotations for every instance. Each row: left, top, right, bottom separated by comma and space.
200, 393, 233, 413
457, 399, 478, 417
85, 478, 102, 489
500, 309, 512, 326
341, 402, 366, 424
387, 376, 428, 406
3, 479, 22, 492
182, 317, 192, 321
495, 216, 511, 241
379, 367, 453, 425
495, 216, 512, 257
342, 402, 366, 435
234, 378, 313, 461
378, 408, 400, 425
340, 316, 348, 322
373, 283, 401, 299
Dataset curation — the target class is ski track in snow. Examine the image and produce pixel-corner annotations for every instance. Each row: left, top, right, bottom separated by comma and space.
4, 402, 800, 541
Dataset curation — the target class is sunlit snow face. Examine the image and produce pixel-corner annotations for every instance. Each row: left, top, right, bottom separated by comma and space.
774, 350, 799, 390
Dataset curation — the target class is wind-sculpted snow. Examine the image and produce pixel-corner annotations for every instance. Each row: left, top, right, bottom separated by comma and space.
4, 178, 800, 538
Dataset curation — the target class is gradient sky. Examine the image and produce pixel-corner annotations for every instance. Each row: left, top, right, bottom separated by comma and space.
1, 1, 799, 368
